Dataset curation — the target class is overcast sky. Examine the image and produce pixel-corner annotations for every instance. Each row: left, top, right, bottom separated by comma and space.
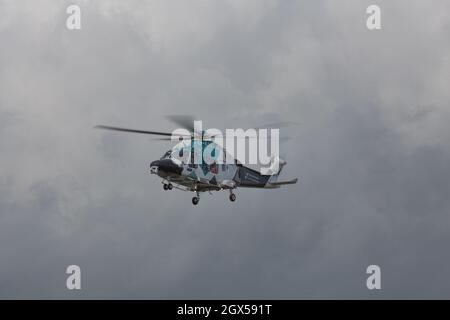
0, 0, 450, 299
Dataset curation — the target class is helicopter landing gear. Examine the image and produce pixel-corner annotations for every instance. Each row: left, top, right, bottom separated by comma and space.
192, 190, 200, 205
163, 183, 173, 190
229, 191, 236, 202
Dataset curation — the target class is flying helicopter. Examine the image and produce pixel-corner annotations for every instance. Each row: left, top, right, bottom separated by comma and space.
95, 116, 298, 205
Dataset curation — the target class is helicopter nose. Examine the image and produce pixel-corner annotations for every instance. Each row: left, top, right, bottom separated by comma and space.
150, 160, 160, 174
150, 159, 182, 175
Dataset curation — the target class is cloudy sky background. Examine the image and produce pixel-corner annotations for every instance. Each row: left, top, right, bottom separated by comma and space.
0, 0, 450, 298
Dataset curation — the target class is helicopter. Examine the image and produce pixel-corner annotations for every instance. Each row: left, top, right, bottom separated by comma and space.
95, 116, 298, 205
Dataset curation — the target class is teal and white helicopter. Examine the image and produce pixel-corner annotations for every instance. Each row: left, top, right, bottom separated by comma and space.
95, 116, 298, 205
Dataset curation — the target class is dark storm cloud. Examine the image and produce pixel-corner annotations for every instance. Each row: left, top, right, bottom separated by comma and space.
0, 0, 449, 298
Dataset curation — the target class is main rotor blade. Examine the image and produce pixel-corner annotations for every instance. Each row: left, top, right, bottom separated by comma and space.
94, 125, 189, 137
165, 115, 196, 133
152, 137, 186, 141
255, 121, 300, 129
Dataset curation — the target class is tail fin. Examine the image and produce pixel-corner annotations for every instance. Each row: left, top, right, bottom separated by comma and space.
261, 156, 286, 183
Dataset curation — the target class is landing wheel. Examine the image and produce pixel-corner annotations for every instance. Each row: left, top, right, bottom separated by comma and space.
163, 184, 169, 190
192, 197, 199, 205
229, 193, 236, 202
168, 183, 173, 190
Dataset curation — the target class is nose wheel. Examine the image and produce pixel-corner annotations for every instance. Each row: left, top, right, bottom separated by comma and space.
229, 192, 236, 202
192, 190, 200, 205
163, 183, 173, 190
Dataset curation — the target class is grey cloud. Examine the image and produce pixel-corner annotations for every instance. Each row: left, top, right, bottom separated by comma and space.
0, 0, 449, 298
